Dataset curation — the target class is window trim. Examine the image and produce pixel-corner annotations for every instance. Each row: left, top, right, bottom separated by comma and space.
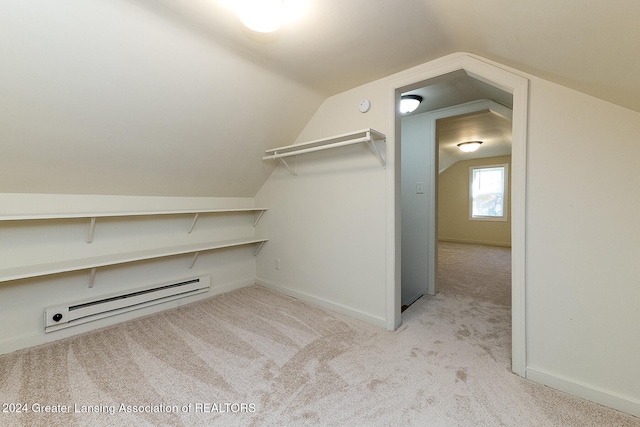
469, 163, 509, 222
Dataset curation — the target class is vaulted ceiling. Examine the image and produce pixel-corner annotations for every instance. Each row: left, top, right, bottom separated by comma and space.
2, 1, 638, 197
401, 71, 513, 171
154, 0, 640, 110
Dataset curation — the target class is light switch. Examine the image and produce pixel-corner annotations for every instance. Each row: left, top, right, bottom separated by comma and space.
416, 182, 424, 194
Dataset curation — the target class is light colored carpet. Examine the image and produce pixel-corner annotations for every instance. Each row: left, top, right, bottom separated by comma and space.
438, 241, 512, 307
1, 261, 639, 425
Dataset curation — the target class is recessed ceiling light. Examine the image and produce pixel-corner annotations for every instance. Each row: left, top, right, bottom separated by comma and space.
400, 95, 422, 114
457, 141, 483, 152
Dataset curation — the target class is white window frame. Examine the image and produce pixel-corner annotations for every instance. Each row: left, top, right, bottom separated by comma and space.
469, 163, 509, 221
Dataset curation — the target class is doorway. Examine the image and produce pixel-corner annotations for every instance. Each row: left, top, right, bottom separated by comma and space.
434, 108, 513, 306
385, 54, 528, 377
400, 94, 513, 307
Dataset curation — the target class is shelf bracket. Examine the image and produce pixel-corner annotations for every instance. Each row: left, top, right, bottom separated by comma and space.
189, 252, 200, 269
188, 213, 199, 234
366, 131, 386, 168
253, 210, 266, 227
89, 267, 97, 288
254, 241, 266, 256
87, 217, 97, 243
278, 155, 297, 176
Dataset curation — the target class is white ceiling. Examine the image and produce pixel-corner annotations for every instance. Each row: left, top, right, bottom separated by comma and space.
437, 110, 512, 172
2, 0, 638, 197
401, 70, 513, 114
400, 70, 513, 172
146, 0, 637, 186
154, 0, 640, 112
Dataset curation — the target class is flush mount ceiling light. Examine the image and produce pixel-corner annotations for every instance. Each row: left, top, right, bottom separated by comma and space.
236, 0, 306, 33
457, 141, 483, 153
400, 95, 423, 114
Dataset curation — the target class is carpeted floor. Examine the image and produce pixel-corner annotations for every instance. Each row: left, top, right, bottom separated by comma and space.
1, 244, 639, 426
437, 241, 512, 306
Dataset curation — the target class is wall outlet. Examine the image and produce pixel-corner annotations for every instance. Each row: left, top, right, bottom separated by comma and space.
275, 258, 280, 270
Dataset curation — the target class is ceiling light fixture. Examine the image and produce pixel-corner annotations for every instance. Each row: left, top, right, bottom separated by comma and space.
400, 95, 423, 114
457, 141, 483, 153
236, 0, 306, 33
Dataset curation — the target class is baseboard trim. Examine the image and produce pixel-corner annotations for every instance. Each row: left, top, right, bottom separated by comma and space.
0, 277, 255, 356
526, 366, 640, 418
402, 291, 424, 308
438, 238, 511, 248
256, 278, 386, 328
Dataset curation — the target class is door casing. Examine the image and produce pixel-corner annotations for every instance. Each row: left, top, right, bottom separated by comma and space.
385, 53, 529, 377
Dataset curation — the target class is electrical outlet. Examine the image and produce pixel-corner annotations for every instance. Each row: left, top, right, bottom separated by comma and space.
275, 258, 280, 270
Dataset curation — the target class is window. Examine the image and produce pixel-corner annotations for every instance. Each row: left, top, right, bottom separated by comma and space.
470, 164, 508, 221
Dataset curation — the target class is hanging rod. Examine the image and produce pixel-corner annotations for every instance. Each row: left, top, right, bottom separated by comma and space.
263, 136, 367, 160
262, 128, 386, 173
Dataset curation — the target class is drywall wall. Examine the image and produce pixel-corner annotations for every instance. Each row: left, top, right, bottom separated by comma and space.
438, 156, 511, 246
257, 55, 640, 416
525, 78, 640, 415
0, 194, 262, 354
255, 80, 388, 325
0, 0, 323, 197
400, 112, 433, 306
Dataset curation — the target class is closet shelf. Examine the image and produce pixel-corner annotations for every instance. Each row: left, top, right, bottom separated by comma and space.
0, 208, 268, 222
263, 128, 386, 176
0, 208, 269, 285
0, 208, 268, 244
0, 237, 269, 284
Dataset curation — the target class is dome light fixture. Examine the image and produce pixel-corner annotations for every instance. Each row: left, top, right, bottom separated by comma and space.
457, 141, 483, 153
236, 0, 306, 33
400, 95, 422, 114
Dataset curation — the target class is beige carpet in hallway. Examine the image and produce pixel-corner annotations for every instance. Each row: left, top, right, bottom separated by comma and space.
437, 241, 511, 307
1, 254, 638, 425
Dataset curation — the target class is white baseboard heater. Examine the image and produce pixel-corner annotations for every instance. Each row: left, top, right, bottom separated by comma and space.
44, 275, 210, 333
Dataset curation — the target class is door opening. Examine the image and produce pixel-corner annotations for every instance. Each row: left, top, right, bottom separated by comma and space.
386, 54, 528, 376
401, 92, 512, 306
435, 107, 513, 308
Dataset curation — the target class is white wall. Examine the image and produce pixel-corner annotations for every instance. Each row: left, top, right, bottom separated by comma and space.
0, 194, 261, 354
255, 80, 388, 325
400, 113, 432, 306
257, 55, 640, 417
0, 0, 323, 197
525, 78, 640, 414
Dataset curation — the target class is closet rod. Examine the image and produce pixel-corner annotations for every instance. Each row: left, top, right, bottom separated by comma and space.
262, 136, 369, 160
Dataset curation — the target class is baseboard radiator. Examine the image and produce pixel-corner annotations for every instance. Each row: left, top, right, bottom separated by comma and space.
44, 276, 210, 333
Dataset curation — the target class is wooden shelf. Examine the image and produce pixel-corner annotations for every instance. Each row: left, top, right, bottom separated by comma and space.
263, 128, 386, 176
0, 237, 268, 283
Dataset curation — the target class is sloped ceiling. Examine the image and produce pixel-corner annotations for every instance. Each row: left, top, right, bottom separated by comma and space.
151, 0, 640, 111
0, 0, 324, 197
437, 110, 512, 173
2, 0, 638, 197
400, 71, 513, 172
